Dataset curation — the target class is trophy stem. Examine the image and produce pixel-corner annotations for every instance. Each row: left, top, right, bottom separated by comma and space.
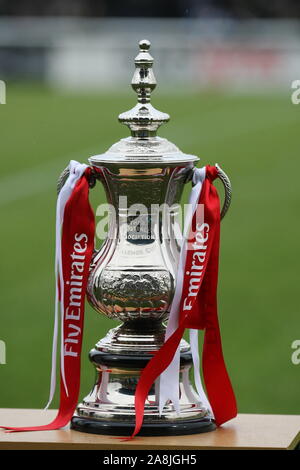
94, 319, 168, 355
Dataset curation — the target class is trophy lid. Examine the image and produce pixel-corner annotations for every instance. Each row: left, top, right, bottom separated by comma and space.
89, 39, 198, 168
118, 39, 170, 137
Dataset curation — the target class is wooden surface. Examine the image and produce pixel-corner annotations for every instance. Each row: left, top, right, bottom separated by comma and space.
0, 409, 299, 450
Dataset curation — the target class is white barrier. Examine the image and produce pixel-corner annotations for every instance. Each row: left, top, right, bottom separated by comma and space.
0, 17, 299, 91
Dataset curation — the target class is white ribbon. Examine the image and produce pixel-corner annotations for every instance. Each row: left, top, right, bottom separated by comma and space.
189, 329, 213, 415
45, 160, 88, 409
158, 166, 212, 415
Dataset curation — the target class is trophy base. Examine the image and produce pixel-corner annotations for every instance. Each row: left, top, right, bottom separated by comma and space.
71, 416, 216, 436
71, 340, 216, 437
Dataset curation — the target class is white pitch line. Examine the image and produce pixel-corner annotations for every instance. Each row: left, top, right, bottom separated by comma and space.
0, 145, 103, 206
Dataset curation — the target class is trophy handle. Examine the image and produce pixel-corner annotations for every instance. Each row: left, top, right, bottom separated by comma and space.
215, 163, 232, 220
57, 165, 98, 195
57, 165, 99, 257
188, 164, 232, 220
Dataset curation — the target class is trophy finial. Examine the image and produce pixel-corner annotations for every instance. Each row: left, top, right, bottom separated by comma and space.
118, 39, 169, 138
138, 39, 151, 51
132, 39, 155, 104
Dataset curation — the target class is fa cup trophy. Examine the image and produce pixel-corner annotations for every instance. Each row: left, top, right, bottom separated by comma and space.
0, 39, 236, 439
71, 40, 230, 435
62, 40, 233, 437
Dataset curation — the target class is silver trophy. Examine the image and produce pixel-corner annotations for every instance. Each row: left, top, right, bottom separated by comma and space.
64, 40, 231, 436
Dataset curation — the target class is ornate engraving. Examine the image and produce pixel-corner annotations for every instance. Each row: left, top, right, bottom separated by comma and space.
92, 269, 172, 322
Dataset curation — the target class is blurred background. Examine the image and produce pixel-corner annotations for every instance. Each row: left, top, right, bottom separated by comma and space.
0, 1, 299, 417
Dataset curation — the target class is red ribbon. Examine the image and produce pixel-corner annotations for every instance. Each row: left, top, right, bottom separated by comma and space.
129, 165, 237, 439
0, 168, 95, 432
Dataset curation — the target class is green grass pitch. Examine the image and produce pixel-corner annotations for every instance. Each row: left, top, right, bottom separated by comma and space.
0, 84, 299, 415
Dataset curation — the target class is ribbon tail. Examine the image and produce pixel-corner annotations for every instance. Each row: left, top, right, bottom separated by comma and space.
130, 324, 185, 439
45, 186, 67, 408
158, 346, 181, 415
189, 328, 213, 415
203, 324, 237, 425
44, 283, 59, 409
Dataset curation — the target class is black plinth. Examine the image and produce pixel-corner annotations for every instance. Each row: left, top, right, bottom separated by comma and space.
71, 349, 216, 437
71, 416, 216, 437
